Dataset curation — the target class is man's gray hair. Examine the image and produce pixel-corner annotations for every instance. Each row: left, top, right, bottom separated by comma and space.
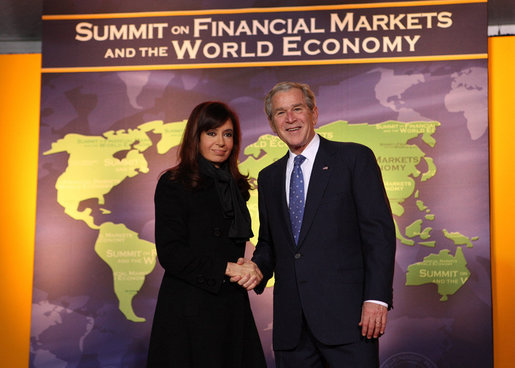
264, 82, 316, 121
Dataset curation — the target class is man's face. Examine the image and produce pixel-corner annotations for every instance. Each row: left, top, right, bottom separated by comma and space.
269, 88, 318, 155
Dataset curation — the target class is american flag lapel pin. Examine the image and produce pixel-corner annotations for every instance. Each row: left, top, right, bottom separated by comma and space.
322, 166, 329, 171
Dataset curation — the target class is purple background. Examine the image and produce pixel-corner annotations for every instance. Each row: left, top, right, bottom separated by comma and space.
32, 60, 492, 367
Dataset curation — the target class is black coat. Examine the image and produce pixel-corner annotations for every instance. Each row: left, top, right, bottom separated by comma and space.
147, 172, 265, 368
252, 137, 396, 350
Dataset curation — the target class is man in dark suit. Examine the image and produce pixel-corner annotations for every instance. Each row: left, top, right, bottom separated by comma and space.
250, 82, 396, 367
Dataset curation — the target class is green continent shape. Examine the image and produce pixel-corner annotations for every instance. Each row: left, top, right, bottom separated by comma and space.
395, 221, 415, 246
406, 219, 423, 238
421, 157, 437, 182
443, 229, 474, 248
405, 219, 433, 240
316, 120, 439, 242
416, 200, 427, 211
241, 134, 291, 246
406, 247, 470, 301
419, 227, 432, 240
95, 222, 157, 322
45, 120, 185, 322
140, 119, 187, 154
45, 120, 187, 229
44, 130, 152, 229
317, 120, 439, 218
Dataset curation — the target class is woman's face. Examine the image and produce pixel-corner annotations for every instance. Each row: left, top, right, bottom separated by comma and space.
199, 119, 234, 167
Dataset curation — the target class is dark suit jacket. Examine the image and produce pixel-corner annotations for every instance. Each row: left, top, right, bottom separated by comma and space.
252, 136, 396, 350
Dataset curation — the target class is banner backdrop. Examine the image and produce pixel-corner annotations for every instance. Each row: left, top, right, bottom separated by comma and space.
32, 1, 490, 367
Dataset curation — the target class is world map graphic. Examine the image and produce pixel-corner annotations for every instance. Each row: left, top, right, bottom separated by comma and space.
30, 62, 491, 367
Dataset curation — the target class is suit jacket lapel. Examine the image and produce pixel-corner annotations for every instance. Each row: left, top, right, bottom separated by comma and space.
297, 137, 335, 248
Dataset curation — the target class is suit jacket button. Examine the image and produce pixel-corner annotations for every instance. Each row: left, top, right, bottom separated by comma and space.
213, 227, 221, 237
294, 253, 302, 259
197, 275, 205, 284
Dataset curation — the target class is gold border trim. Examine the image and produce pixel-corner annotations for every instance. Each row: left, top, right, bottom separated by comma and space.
41, 53, 488, 73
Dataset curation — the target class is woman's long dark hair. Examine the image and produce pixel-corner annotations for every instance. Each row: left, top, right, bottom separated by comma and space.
169, 101, 251, 200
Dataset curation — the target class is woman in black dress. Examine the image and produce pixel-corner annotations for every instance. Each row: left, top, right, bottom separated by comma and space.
147, 101, 266, 367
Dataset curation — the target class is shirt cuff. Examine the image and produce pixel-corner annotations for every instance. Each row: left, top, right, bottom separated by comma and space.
364, 299, 388, 308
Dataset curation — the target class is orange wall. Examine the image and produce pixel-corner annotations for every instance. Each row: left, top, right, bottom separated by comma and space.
489, 35, 515, 368
0, 53, 40, 368
0, 36, 514, 366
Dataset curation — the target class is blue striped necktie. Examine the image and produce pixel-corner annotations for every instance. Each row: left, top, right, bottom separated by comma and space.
289, 155, 306, 245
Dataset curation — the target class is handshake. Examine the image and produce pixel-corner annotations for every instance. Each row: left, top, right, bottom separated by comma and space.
225, 258, 263, 291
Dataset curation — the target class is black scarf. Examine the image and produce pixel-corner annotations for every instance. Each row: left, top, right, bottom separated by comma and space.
198, 156, 253, 241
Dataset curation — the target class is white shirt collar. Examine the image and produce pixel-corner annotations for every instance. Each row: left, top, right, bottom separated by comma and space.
288, 133, 320, 163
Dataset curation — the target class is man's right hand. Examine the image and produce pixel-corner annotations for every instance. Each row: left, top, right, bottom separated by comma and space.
225, 258, 263, 291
